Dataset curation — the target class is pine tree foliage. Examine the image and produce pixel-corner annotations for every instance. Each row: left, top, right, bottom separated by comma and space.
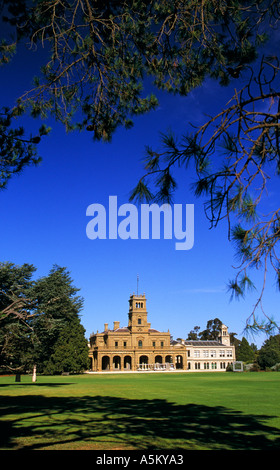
0, 108, 50, 190
1, 1, 280, 332
0, 1, 275, 163
126, 4, 280, 333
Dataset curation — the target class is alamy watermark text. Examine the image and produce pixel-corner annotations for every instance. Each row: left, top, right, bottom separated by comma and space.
86, 196, 194, 251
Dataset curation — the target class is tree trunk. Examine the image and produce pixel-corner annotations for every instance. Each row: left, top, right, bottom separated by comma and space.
32, 365, 37, 383
15, 373, 21, 382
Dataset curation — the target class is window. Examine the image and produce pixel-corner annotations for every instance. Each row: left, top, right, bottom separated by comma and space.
203, 350, 209, 358
194, 350, 200, 358
211, 362, 217, 369
195, 362, 200, 369
152, 341, 156, 347
161, 341, 164, 347
226, 350, 232, 357
138, 318, 142, 325
210, 350, 216, 358
138, 340, 143, 348
123, 341, 127, 348
220, 350, 225, 357
204, 362, 209, 370
115, 342, 118, 348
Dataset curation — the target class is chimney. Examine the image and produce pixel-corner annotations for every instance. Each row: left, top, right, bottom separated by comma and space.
114, 321, 120, 331
104, 323, 108, 331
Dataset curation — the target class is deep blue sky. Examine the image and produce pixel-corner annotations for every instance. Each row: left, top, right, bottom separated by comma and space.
1, 43, 279, 348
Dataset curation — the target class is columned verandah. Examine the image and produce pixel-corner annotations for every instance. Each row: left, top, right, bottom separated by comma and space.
99, 354, 134, 371
94, 352, 186, 372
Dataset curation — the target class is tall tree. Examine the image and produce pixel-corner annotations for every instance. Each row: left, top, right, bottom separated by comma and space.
186, 325, 200, 341
29, 265, 84, 374
199, 318, 222, 341
236, 337, 256, 362
0, 262, 37, 374
0, 262, 87, 376
257, 334, 280, 369
44, 317, 89, 375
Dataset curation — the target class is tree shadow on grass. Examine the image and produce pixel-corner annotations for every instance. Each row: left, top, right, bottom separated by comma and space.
0, 394, 280, 450
0, 383, 75, 387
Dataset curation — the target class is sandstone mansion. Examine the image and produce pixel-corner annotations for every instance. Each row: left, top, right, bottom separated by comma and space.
88, 293, 235, 372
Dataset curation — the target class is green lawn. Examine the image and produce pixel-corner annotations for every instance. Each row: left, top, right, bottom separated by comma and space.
0, 372, 280, 450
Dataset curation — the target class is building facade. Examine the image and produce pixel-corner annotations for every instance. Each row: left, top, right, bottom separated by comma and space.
88, 293, 235, 372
